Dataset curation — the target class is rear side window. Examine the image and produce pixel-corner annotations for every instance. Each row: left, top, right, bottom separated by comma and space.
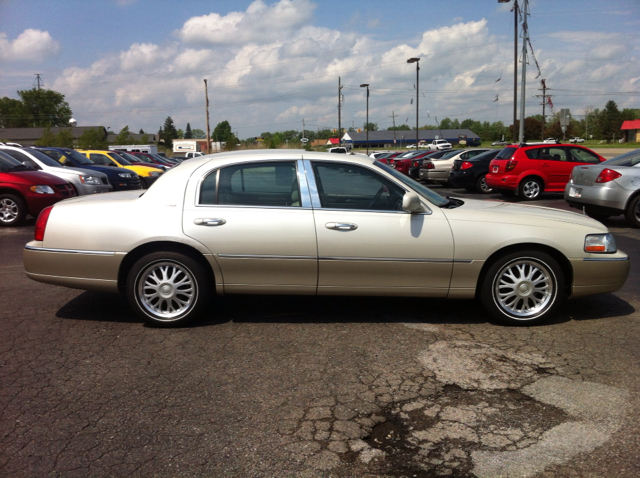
90, 153, 112, 165
568, 148, 601, 164
200, 161, 299, 207
525, 147, 567, 162
496, 147, 517, 159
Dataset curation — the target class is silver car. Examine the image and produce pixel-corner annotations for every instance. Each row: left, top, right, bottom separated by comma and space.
24, 150, 629, 327
421, 149, 492, 184
0, 146, 112, 195
565, 149, 640, 227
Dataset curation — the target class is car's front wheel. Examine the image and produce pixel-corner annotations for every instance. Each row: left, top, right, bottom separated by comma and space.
0, 193, 27, 227
625, 195, 640, 228
126, 251, 211, 327
480, 251, 565, 326
518, 177, 543, 200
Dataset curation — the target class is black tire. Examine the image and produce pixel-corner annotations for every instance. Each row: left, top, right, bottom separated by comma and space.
475, 174, 493, 194
498, 189, 515, 197
0, 193, 27, 227
518, 177, 543, 200
584, 208, 611, 222
625, 195, 640, 228
126, 251, 211, 327
480, 250, 565, 326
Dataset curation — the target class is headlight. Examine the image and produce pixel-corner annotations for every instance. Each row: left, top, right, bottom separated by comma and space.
149, 171, 161, 177
118, 172, 134, 178
80, 175, 101, 185
29, 185, 55, 194
585, 233, 617, 253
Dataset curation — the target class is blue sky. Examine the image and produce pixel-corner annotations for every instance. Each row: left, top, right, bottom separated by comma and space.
1, 0, 639, 138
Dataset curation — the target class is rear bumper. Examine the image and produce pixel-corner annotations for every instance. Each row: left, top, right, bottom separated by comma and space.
448, 170, 475, 189
563, 182, 630, 212
486, 173, 518, 190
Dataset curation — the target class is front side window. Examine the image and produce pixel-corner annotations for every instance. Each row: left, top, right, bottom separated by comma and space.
312, 162, 405, 211
201, 161, 299, 207
568, 148, 601, 164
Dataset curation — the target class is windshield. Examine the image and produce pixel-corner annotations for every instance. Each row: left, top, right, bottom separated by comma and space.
118, 151, 144, 163
468, 150, 500, 161
439, 149, 462, 159
373, 161, 449, 207
26, 149, 63, 168
107, 152, 131, 166
65, 149, 94, 165
0, 151, 30, 172
603, 149, 640, 167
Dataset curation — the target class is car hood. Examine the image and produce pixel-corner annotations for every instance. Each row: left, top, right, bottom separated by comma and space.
0, 170, 67, 185
442, 198, 607, 231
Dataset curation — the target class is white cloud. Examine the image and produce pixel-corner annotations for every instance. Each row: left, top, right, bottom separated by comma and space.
119, 43, 177, 71
0, 29, 60, 62
177, 0, 315, 46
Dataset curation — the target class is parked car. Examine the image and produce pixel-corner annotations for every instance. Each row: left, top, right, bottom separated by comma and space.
124, 151, 171, 170
427, 139, 453, 151
421, 149, 493, 185
328, 147, 347, 154
374, 152, 403, 164
0, 150, 76, 226
485, 144, 606, 200
543, 138, 559, 144
418, 150, 457, 180
76, 150, 163, 188
387, 150, 433, 176
36, 147, 142, 191
449, 149, 502, 193
0, 145, 112, 195
564, 149, 640, 227
24, 150, 629, 328
569, 137, 585, 143
492, 140, 509, 146
184, 152, 204, 159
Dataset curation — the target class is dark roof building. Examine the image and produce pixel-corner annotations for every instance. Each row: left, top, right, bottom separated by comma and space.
342, 129, 481, 148
0, 126, 109, 146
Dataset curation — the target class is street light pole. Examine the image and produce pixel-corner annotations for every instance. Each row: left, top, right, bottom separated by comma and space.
360, 84, 370, 155
407, 58, 420, 148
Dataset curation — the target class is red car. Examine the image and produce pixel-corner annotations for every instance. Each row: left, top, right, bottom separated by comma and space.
0, 150, 76, 226
485, 143, 606, 199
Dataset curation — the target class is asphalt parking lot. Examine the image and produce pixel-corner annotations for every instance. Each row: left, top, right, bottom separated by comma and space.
1, 186, 639, 478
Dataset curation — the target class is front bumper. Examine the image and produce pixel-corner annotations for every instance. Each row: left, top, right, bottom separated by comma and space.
569, 252, 630, 298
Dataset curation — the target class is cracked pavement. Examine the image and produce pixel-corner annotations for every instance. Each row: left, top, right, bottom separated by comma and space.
1, 198, 639, 477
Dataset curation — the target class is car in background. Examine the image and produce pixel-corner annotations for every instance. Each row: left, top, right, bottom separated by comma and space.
77, 150, 163, 188
23, 150, 629, 328
569, 137, 585, 143
0, 145, 112, 196
449, 149, 502, 193
543, 138, 559, 144
492, 140, 509, 146
374, 152, 404, 164
485, 143, 606, 200
0, 150, 76, 226
564, 149, 640, 227
36, 147, 142, 191
421, 149, 493, 185
184, 152, 204, 159
328, 147, 348, 154
124, 151, 171, 170
426, 139, 453, 151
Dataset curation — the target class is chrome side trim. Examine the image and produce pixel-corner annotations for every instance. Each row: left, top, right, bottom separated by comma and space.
320, 256, 455, 263
24, 245, 115, 256
302, 159, 322, 209
583, 257, 630, 262
217, 254, 316, 260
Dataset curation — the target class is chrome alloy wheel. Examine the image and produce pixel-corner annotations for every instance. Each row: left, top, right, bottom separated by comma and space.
521, 180, 541, 199
493, 258, 555, 319
0, 197, 18, 223
136, 261, 197, 320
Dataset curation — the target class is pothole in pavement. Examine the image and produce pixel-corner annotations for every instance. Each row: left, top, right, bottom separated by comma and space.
339, 385, 569, 477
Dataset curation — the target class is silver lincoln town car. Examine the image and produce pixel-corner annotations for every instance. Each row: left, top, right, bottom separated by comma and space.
24, 150, 630, 327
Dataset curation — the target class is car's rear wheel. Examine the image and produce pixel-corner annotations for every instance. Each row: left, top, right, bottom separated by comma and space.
126, 251, 211, 327
475, 174, 493, 193
518, 177, 543, 200
0, 194, 27, 227
481, 251, 564, 326
625, 195, 640, 228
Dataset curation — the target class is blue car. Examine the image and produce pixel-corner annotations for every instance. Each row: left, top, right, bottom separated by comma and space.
35, 147, 142, 191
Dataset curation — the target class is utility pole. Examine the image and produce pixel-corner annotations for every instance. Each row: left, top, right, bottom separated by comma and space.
302, 118, 305, 146
535, 79, 553, 140
204, 79, 211, 154
518, 0, 530, 144
338, 77, 344, 145
389, 111, 398, 145
34, 73, 43, 90
512, 1, 519, 142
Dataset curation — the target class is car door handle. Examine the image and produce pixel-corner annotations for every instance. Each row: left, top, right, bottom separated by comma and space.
325, 222, 358, 231
194, 218, 226, 226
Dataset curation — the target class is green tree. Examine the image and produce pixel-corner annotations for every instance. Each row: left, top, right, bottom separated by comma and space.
139, 128, 145, 134
184, 123, 193, 139
55, 128, 75, 148
176, 128, 184, 139
161, 116, 178, 148
16, 88, 73, 127
388, 124, 411, 131
34, 126, 57, 147
364, 122, 378, 132
212, 120, 238, 149
0, 97, 24, 128
76, 128, 108, 150
191, 128, 205, 139
114, 125, 134, 144
600, 100, 622, 141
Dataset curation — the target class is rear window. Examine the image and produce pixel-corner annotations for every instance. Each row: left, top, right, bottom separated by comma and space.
496, 147, 517, 159
603, 150, 640, 167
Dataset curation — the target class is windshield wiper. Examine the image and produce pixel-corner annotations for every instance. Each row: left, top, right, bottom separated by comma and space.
441, 196, 464, 209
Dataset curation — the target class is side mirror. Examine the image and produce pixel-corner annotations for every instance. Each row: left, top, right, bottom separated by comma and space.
402, 192, 422, 213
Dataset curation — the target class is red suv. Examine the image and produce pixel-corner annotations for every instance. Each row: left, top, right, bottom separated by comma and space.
485, 143, 606, 199
0, 150, 76, 226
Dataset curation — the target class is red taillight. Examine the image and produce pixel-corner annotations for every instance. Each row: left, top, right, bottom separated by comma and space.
412, 161, 418, 167
34, 206, 53, 241
506, 160, 517, 172
461, 161, 473, 170
595, 168, 622, 183
426, 162, 434, 169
